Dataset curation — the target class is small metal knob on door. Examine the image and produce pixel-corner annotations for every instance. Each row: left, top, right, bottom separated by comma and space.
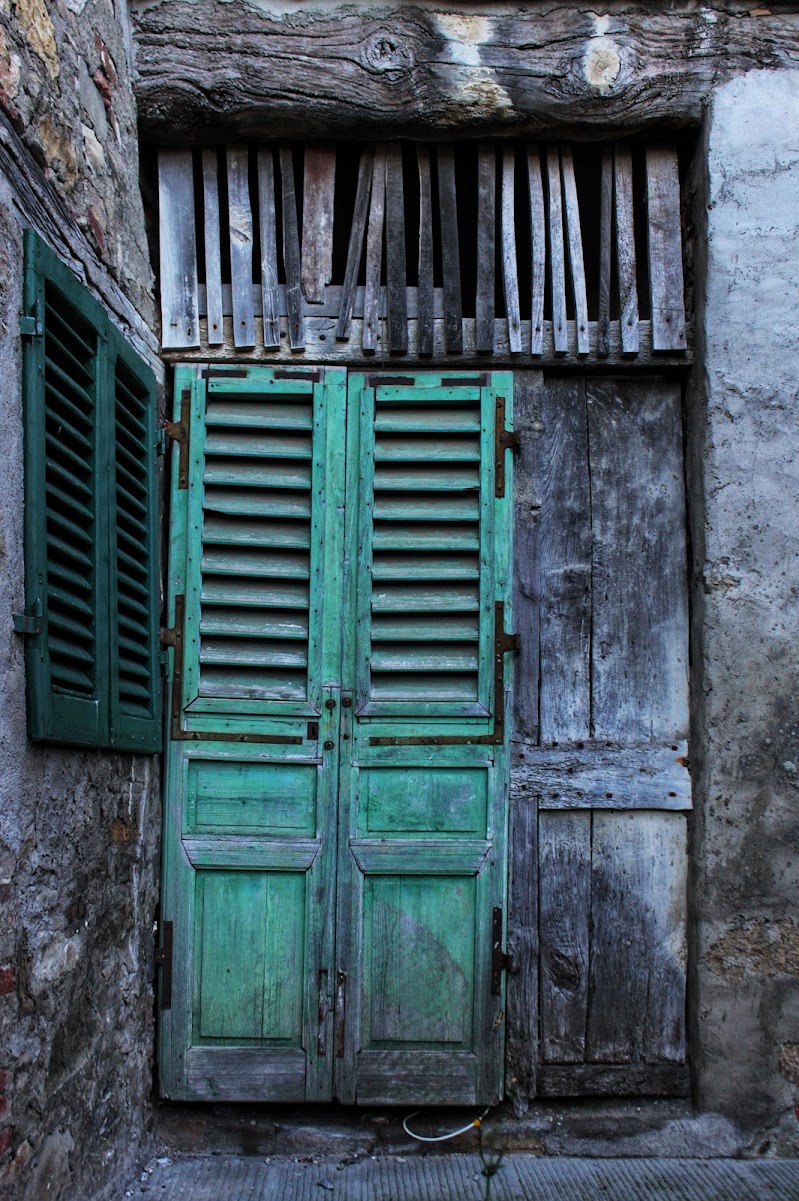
325, 698, 336, 710
324, 740, 334, 751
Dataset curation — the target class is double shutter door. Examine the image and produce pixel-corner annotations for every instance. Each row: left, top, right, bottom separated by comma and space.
159, 366, 515, 1104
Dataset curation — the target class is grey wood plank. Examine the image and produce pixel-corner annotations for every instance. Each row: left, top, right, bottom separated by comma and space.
537, 1063, 690, 1098
560, 144, 589, 355
226, 145, 256, 349
416, 144, 434, 357
301, 143, 336, 304
385, 142, 408, 355
512, 371, 544, 742
506, 793, 538, 1105
279, 143, 304, 350
587, 379, 689, 742
336, 146, 373, 342
501, 144, 522, 354
539, 810, 591, 1063
538, 377, 591, 744
587, 811, 687, 1064
646, 145, 687, 351
185, 1047, 306, 1100
256, 147, 280, 349
201, 148, 223, 347
356, 1051, 477, 1106
362, 143, 386, 355
437, 143, 463, 354
510, 739, 691, 810
527, 145, 546, 357
614, 144, 640, 354
546, 147, 567, 354
475, 142, 496, 355
597, 149, 613, 358
158, 148, 199, 349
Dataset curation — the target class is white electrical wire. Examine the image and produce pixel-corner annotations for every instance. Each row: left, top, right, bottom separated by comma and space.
402, 1107, 492, 1143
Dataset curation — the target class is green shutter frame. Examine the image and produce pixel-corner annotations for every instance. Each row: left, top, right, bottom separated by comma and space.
21, 230, 161, 751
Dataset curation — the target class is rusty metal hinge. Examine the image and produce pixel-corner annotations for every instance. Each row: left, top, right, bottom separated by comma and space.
491, 907, 515, 996
13, 604, 43, 636
164, 387, 191, 489
155, 920, 173, 1010
334, 970, 347, 1059
495, 396, 520, 498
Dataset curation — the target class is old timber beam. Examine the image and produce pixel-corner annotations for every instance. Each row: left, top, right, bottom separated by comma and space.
131, 3, 799, 142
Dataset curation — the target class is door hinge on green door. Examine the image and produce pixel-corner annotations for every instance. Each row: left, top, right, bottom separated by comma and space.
491, 908, 515, 996
495, 396, 520, 499
164, 386, 191, 489
155, 920, 173, 1009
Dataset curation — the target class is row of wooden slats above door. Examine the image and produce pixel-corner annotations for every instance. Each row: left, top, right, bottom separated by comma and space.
158, 142, 687, 361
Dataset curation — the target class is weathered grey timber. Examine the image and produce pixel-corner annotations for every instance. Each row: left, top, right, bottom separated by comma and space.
158, 150, 199, 350
130, 4, 799, 142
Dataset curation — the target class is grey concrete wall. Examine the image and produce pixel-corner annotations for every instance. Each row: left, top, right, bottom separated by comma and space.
690, 68, 799, 1152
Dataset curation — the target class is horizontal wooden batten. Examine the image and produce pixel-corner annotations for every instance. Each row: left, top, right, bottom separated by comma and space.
511, 740, 691, 810
537, 1063, 690, 1099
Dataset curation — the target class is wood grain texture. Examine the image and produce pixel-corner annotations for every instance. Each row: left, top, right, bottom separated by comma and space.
560, 145, 589, 355
158, 149, 199, 349
510, 740, 691, 810
501, 144, 522, 354
336, 147, 373, 341
385, 142, 408, 355
527, 146, 546, 357
201, 149, 224, 347
257, 148, 280, 349
363, 144, 386, 354
646, 145, 687, 351
416, 145, 434, 357
614, 145, 640, 354
437, 143, 463, 354
511, 371, 543, 742
537, 1063, 690, 1098
546, 148, 567, 354
506, 794, 538, 1105
539, 810, 591, 1063
226, 145, 256, 349
597, 150, 612, 358
301, 143, 336, 304
475, 142, 496, 356
133, 5, 799, 141
279, 144, 305, 350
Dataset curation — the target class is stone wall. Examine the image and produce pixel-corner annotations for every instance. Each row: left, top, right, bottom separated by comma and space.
0, 0, 161, 1195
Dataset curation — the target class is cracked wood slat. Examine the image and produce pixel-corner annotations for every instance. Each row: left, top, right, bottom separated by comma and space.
362, 143, 386, 354
506, 790, 538, 1104
336, 146, 373, 342
475, 142, 496, 355
539, 810, 591, 1063
385, 142, 408, 355
527, 146, 546, 357
416, 144, 434, 357
226, 145, 256, 349
158, 148, 199, 349
546, 148, 567, 355
257, 147, 280, 349
133, 7, 799, 141
614, 144, 640, 355
301, 143, 336, 304
279, 144, 304, 350
560, 145, 589, 355
437, 143, 463, 354
510, 740, 691, 810
646, 146, 686, 352
512, 371, 543, 743
501, 145, 522, 354
597, 150, 612, 359
201, 149, 223, 347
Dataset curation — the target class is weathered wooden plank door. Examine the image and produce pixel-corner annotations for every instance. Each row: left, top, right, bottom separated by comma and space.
159, 366, 515, 1104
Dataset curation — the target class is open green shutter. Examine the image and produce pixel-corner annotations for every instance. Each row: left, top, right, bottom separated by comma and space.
22, 230, 109, 745
108, 333, 162, 751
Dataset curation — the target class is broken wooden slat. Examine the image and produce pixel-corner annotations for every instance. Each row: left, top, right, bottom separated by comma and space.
545, 147, 567, 354
560, 145, 589, 355
226, 146, 256, 349
201, 149, 223, 347
527, 146, 546, 357
475, 143, 496, 355
645, 145, 686, 351
539, 810, 591, 1063
336, 147, 373, 342
362, 143, 386, 354
158, 149, 199, 349
437, 143, 463, 354
614, 144, 640, 354
279, 144, 304, 350
416, 145, 434, 357
511, 740, 691, 810
597, 150, 613, 358
384, 143, 408, 355
257, 147, 280, 349
501, 145, 522, 354
301, 143, 336, 304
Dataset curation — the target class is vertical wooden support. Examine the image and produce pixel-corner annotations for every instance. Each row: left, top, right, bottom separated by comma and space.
646, 145, 686, 351
614, 145, 640, 354
226, 145, 256, 349
385, 143, 408, 355
257, 147, 281, 349
507, 791, 538, 1105
501, 145, 522, 354
363, 143, 386, 355
301, 144, 336, 304
437, 143, 463, 354
416, 145, 434, 357
201, 149, 223, 347
512, 371, 543, 741
336, 147, 373, 342
560, 145, 589, 355
158, 149, 199, 349
279, 144, 305, 351
545, 148, 567, 355
475, 142, 496, 355
527, 146, 546, 357
597, 150, 613, 358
